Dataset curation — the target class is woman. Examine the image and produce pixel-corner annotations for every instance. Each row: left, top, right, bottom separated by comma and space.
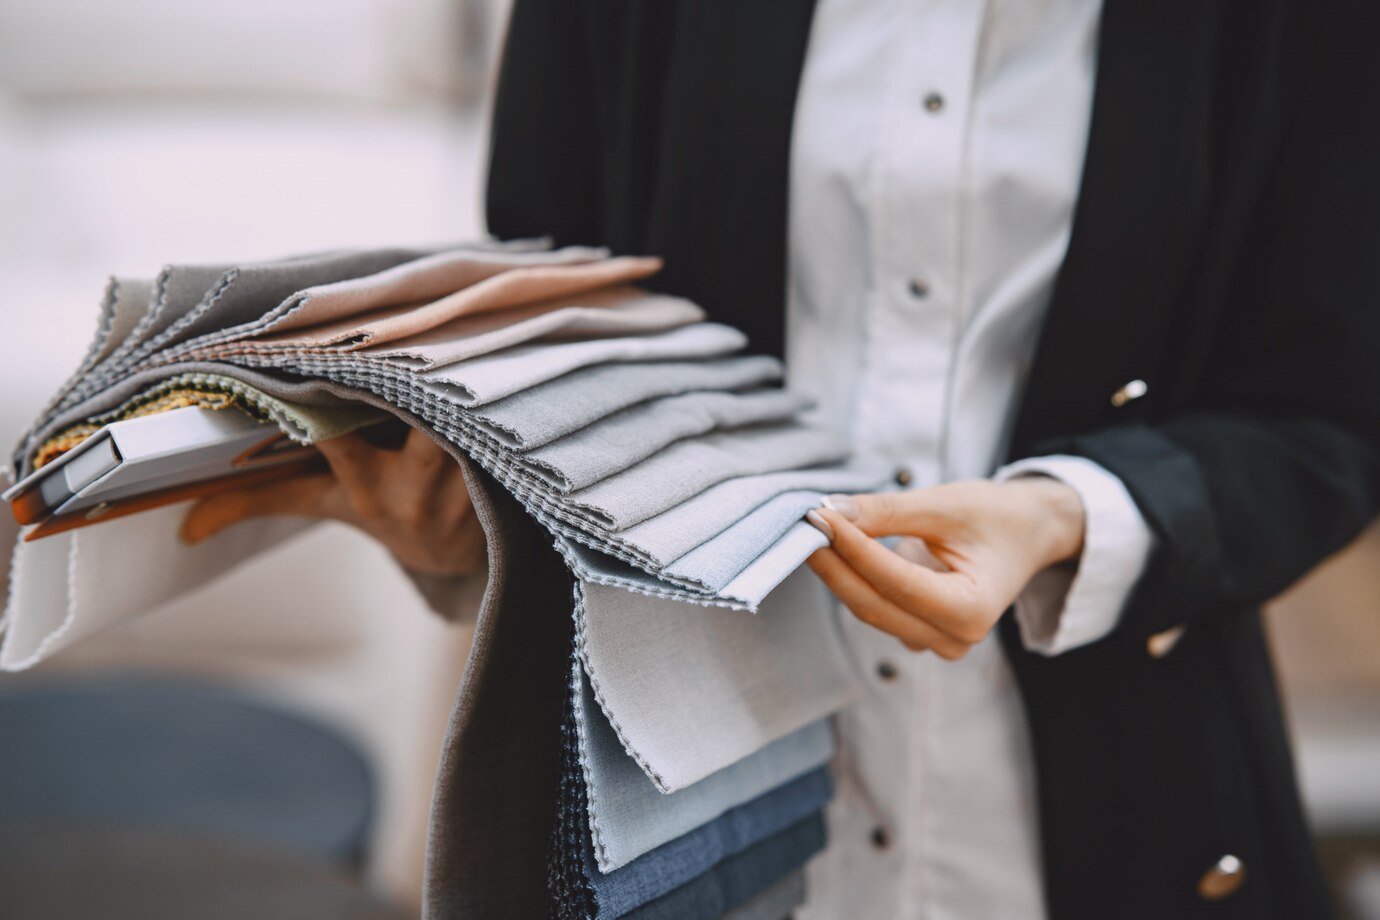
185, 1, 1380, 917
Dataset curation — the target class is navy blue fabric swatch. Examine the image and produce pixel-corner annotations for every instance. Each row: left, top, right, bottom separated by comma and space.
547, 657, 832, 919
588, 768, 831, 918
622, 813, 826, 920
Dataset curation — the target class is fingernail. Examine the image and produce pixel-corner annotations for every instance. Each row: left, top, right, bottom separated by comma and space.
821, 494, 860, 521
805, 509, 835, 542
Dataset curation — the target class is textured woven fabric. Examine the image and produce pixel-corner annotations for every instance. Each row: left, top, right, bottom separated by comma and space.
577, 573, 858, 795
620, 815, 826, 920
60, 248, 431, 411
563, 424, 847, 531
467, 356, 783, 450
573, 659, 833, 873
260, 256, 662, 351
360, 288, 703, 368
419, 456, 574, 920
233, 242, 601, 340
519, 388, 811, 492
420, 322, 748, 407
720, 870, 807, 920
549, 658, 833, 920
2, 244, 887, 920
662, 489, 854, 592
614, 463, 890, 570
588, 771, 830, 919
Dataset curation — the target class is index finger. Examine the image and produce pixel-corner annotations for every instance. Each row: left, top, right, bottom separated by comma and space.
315, 433, 382, 515
811, 506, 976, 642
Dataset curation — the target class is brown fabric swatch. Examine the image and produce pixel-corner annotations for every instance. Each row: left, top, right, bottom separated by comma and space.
421, 457, 574, 919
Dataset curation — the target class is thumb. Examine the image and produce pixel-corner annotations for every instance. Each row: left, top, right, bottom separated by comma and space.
181, 473, 335, 544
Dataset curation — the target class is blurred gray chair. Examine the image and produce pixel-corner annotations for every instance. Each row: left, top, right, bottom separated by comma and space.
0, 825, 408, 920
0, 676, 405, 919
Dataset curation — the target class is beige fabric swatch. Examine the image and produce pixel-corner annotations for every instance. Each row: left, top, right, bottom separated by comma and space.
242, 256, 664, 352
260, 244, 609, 336
362, 287, 704, 369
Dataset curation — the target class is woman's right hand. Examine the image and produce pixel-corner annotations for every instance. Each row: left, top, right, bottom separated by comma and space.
180, 427, 486, 577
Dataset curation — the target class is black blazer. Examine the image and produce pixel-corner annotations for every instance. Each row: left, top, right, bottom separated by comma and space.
485, 2, 1380, 917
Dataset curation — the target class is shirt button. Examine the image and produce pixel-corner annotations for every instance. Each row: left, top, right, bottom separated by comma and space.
894, 467, 913, 487
870, 826, 892, 850
907, 278, 930, 298
1197, 854, 1246, 900
1111, 378, 1149, 407
876, 660, 899, 681
1147, 625, 1186, 658
923, 92, 945, 113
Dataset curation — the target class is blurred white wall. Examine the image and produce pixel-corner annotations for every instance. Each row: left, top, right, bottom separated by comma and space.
0, 0, 509, 909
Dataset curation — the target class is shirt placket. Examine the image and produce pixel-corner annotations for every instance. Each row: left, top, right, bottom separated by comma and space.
853, 1, 986, 917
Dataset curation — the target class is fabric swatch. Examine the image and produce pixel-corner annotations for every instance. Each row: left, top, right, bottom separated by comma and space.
620, 815, 826, 920
467, 356, 783, 450
549, 667, 832, 920
519, 389, 812, 493
573, 657, 833, 872
577, 571, 858, 795
421, 322, 748, 407
360, 288, 704, 368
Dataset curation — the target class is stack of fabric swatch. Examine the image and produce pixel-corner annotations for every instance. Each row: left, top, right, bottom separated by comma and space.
2, 242, 880, 918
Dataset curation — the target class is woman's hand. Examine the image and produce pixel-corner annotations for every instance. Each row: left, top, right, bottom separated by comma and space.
181, 428, 486, 577
805, 478, 1084, 659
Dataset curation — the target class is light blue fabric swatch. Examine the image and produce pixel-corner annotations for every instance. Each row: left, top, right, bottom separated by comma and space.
615, 463, 891, 571
574, 661, 833, 873
586, 769, 831, 919
564, 424, 848, 530
661, 489, 845, 592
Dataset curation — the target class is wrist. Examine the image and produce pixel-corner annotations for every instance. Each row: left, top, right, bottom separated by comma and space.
1004, 476, 1085, 569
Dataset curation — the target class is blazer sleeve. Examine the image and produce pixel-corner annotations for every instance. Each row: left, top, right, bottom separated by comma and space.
485, 0, 603, 247
1035, 0, 1380, 644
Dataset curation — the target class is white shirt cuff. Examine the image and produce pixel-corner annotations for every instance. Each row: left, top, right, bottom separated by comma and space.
993, 454, 1156, 656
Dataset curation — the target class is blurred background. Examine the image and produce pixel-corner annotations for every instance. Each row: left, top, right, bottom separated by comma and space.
0, 0, 507, 914
0, 1, 1376, 917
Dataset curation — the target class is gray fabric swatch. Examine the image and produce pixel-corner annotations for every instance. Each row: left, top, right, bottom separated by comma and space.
577, 572, 860, 795
420, 322, 748, 407
147, 248, 436, 351
614, 463, 894, 570
466, 356, 783, 449
94, 277, 157, 368
721, 869, 807, 920
519, 389, 811, 492
563, 424, 847, 531
420, 459, 574, 920
573, 657, 834, 873
57, 249, 425, 412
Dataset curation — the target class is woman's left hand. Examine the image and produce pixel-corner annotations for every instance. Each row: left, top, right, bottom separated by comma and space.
805, 478, 1085, 659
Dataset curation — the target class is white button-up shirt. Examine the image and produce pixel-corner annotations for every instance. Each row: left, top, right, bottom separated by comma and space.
787, 1, 1154, 917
